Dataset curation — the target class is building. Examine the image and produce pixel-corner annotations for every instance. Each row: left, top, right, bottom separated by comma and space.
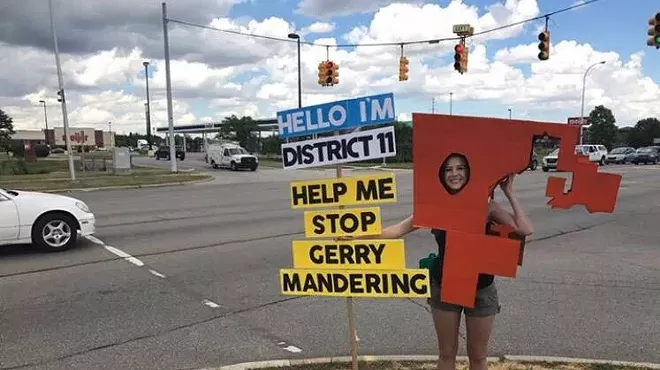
10, 127, 115, 150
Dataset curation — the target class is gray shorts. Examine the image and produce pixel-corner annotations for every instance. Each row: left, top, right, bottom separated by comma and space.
427, 281, 501, 317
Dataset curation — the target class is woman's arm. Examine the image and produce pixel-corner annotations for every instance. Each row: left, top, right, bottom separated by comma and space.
378, 214, 418, 238
489, 174, 534, 236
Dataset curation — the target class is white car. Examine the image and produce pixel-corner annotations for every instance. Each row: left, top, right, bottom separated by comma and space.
0, 188, 96, 251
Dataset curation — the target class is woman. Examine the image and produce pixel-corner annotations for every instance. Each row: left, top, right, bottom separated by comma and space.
378, 154, 533, 370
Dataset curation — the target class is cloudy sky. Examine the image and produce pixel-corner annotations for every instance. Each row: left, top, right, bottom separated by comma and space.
1, 0, 659, 135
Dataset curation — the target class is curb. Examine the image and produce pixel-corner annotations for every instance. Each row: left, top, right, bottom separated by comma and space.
40, 175, 215, 194
200, 355, 660, 370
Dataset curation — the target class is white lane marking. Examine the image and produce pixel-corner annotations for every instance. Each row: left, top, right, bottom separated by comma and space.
85, 235, 147, 268
202, 299, 221, 308
149, 269, 166, 278
85, 235, 105, 245
103, 245, 131, 258
104, 245, 145, 267
283, 346, 302, 353
86, 235, 224, 310
277, 341, 303, 353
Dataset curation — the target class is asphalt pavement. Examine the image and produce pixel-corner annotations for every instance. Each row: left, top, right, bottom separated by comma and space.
1, 163, 659, 370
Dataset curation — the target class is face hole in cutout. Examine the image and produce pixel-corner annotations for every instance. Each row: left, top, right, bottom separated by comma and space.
438, 153, 471, 195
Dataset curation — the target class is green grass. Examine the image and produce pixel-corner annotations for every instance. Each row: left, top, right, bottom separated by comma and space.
0, 166, 210, 191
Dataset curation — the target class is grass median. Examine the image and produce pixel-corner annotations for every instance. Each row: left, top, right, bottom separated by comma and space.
0, 165, 211, 192
254, 359, 655, 370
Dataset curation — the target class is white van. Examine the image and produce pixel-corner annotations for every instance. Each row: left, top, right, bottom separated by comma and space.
207, 143, 258, 171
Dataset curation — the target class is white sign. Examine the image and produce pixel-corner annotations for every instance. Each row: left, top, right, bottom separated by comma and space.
281, 125, 397, 170
277, 93, 395, 138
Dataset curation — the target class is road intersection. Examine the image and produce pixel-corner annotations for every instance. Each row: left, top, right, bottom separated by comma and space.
1, 164, 659, 369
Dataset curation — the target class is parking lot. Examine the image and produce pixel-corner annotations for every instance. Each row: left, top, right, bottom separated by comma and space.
1, 164, 659, 370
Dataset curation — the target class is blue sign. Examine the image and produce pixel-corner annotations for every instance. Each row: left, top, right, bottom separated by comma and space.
276, 93, 396, 138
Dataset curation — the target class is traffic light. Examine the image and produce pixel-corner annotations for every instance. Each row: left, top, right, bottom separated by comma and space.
324, 61, 338, 85
317, 61, 326, 86
453, 43, 468, 74
538, 31, 550, 60
56, 89, 64, 102
317, 61, 338, 86
399, 56, 409, 81
647, 12, 660, 48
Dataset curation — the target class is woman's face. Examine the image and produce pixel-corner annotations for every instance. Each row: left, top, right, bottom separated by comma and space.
443, 156, 468, 191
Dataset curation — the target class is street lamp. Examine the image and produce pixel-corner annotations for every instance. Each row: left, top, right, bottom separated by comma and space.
38, 100, 49, 145
143, 61, 152, 150
579, 60, 606, 144
287, 33, 302, 109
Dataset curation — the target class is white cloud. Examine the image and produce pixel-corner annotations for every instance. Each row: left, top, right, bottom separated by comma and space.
1, 0, 659, 137
295, 0, 420, 18
301, 22, 336, 35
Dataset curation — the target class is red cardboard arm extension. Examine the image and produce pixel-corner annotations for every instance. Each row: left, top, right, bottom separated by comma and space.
411, 113, 622, 307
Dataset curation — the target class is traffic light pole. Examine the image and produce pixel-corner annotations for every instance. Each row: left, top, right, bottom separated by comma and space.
48, 0, 76, 181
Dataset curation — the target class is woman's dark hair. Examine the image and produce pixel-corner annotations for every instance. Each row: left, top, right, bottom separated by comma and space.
438, 153, 471, 195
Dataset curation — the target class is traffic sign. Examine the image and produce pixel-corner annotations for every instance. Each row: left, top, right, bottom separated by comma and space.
567, 117, 589, 125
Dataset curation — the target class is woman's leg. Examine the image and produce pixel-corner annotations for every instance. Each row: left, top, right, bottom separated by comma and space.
464, 283, 501, 370
428, 282, 462, 370
465, 314, 495, 370
431, 308, 462, 370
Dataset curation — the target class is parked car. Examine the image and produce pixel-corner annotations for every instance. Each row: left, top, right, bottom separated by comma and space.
0, 188, 96, 251
542, 148, 559, 172
528, 152, 538, 171
630, 146, 659, 165
605, 147, 636, 164
575, 144, 608, 165
155, 145, 185, 161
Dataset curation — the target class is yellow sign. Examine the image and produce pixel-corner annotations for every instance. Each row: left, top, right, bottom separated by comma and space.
292, 239, 405, 270
280, 269, 430, 298
303, 207, 381, 238
290, 173, 396, 209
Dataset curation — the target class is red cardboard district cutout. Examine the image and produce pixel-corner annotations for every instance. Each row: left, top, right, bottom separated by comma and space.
412, 113, 622, 308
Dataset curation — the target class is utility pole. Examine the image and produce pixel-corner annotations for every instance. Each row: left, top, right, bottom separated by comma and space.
162, 2, 177, 172
143, 61, 152, 150
39, 100, 49, 145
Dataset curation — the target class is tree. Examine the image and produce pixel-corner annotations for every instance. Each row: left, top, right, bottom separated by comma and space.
216, 115, 259, 151
585, 105, 618, 149
615, 127, 634, 147
628, 117, 660, 148
0, 108, 16, 154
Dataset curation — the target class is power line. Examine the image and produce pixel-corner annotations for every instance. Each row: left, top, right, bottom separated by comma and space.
165, 0, 604, 49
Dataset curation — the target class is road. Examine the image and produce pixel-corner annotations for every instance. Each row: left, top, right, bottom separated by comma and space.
131, 152, 231, 172
1, 164, 659, 370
